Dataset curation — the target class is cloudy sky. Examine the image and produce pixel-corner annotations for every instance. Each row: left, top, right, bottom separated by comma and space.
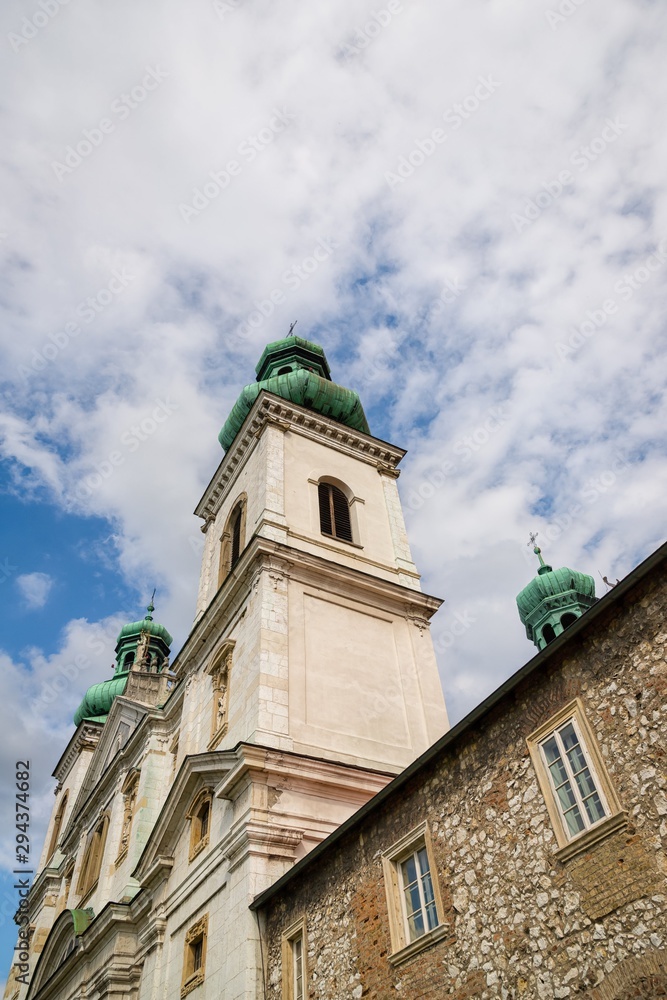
1, 0, 666, 975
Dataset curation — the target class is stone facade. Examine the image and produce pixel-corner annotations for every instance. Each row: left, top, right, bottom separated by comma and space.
256, 544, 667, 1000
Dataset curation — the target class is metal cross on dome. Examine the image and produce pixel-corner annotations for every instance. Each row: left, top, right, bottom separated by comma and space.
528, 531, 539, 548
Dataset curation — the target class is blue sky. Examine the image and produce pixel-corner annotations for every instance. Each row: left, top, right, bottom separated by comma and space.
1, 0, 667, 981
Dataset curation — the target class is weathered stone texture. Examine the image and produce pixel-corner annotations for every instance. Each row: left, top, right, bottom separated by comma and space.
262, 564, 667, 999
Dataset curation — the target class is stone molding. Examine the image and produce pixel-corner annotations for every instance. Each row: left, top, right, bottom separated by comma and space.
194, 390, 406, 525
52, 724, 102, 787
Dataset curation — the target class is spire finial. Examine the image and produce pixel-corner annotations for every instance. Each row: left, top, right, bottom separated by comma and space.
288, 320, 297, 335
527, 531, 546, 567
146, 588, 156, 620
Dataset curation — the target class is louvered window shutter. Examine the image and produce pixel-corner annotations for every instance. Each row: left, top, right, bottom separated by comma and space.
231, 508, 242, 566
318, 483, 353, 542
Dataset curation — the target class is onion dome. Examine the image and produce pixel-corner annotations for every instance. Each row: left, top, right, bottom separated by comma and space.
218, 335, 370, 451
517, 543, 597, 650
73, 600, 172, 726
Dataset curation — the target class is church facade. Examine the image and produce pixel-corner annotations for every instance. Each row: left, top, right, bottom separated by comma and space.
5, 336, 449, 1000
4, 335, 666, 1000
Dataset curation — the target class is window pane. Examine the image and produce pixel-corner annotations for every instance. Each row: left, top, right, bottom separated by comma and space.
425, 899, 439, 931
293, 937, 303, 1000
554, 779, 577, 812
401, 855, 417, 885
573, 766, 597, 801
582, 790, 605, 824
564, 741, 587, 775
563, 804, 585, 836
407, 908, 425, 940
559, 722, 579, 752
547, 757, 569, 787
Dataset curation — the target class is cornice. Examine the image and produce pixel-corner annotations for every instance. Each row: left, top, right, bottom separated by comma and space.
194, 390, 406, 526
61, 703, 171, 854
52, 723, 102, 786
172, 536, 442, 681
132, 752, 235, 882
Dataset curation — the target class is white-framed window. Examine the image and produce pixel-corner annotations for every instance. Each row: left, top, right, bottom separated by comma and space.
281, 917, 307, 1000
382, 822, 447, 964
398, 845, 439, 942
527, 698, 625, 858
539, 717, 607, 837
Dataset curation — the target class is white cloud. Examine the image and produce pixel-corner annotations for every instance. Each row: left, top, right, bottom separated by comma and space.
0, 0, 665, 919
15, 573, 54, 610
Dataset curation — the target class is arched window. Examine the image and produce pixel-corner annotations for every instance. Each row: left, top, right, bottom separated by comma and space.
542, 623, 556, 645
47, 791, 68, 862
77, 812, 110, 898
218, 495, 247, 586
123, 651, 135, 669
318, 482, 353, 542
561, 612, 577, 630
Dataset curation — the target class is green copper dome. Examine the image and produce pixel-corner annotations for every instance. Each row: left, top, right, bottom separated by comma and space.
73, 676, 129, 726
517, 544, 597, 650
219, 335, 370, 452
73, 602, 172, 726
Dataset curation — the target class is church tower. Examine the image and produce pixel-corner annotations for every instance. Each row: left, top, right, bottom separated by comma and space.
187, 334, 449, 772
517, 541, 597, 649
8, 335, 448, 1000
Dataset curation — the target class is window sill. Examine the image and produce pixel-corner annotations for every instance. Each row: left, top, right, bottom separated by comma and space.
554, 810, 627, 863
388, 922, 449, 967
320, 532, 363, 550
180, 971, 205, 998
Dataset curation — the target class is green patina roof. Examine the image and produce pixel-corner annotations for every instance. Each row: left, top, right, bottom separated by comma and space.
219, 336, 370, 451
516, 546, 596, 622
116, 615, 173, 648
73, 602, 172, 726
73, 675, 129, 727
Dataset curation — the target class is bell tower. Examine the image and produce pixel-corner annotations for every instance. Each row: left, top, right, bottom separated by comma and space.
185, 335, 448, 773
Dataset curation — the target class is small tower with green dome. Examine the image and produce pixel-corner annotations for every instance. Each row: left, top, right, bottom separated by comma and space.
73, 600, 173, 726
516, 538, 597, 650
